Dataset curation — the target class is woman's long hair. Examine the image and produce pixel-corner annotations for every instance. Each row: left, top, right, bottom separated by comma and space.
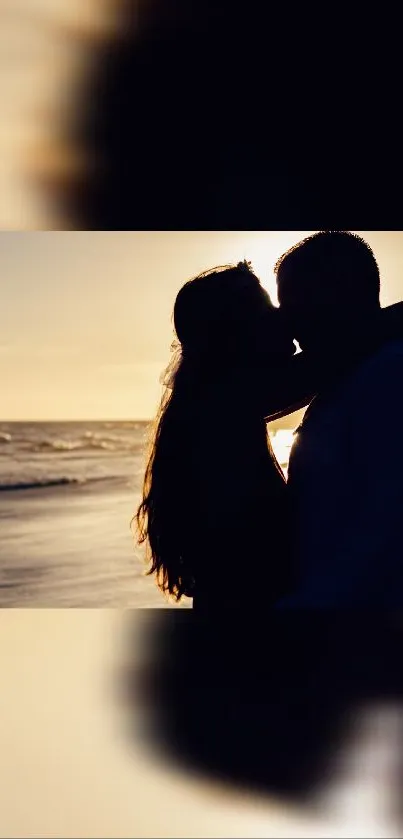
134, 262, 278, 601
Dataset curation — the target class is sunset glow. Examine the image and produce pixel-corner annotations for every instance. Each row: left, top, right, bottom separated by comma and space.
270, 429, 295, 470
1, 231, 402, 421
242, 231, 313, 304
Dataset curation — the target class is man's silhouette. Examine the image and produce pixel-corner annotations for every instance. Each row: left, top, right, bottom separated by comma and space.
275, 230, 403, 608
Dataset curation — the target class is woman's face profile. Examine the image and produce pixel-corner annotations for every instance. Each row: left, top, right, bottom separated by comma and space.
175, 269, 295, 363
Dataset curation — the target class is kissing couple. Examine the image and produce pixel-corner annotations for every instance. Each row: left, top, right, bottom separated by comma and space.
136, 230, 403, 612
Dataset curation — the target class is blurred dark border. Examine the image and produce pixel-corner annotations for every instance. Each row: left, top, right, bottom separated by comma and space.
120, 609, 403, 812
64, 1, 401, 230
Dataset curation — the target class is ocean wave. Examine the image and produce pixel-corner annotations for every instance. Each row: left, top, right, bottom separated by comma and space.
33, 440, 83, 452
23, 438, 141, 454
0, 477, 84, 491
9, 434, 146, 454
0, 424, 149, 455
0, 475, 122, 492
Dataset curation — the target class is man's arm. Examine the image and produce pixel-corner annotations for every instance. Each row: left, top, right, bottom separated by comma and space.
276, 349, 403, 609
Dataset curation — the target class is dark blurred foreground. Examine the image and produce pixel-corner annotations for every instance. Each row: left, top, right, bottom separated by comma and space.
122, 609, 403, 815
1, 1, 400, 229
65, 1, 401, 229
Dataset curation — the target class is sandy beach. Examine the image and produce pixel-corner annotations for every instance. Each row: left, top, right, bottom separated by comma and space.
0, 421, 176, 607
0, 481, 165, 607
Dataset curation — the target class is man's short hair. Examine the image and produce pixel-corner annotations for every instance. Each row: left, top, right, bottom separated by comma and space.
274, 231, 380, 305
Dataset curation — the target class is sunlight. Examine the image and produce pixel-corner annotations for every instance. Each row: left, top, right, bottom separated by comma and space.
269, 429, 295, 469
240, 231, 314, 305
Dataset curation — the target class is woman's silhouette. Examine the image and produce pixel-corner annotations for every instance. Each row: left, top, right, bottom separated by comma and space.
135, 261, 296, 611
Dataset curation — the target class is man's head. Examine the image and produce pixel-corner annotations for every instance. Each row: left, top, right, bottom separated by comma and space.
275, 231, 381, 351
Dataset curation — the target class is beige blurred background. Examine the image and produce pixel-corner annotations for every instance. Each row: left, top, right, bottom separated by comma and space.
0, 609, 402, 838
0, 0, 124, 228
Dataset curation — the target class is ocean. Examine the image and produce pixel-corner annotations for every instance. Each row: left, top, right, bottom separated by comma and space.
0, 421, 292, 607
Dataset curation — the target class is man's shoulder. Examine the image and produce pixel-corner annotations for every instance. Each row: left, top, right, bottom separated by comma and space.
351, 339, 403, 390
340, 339, 403, 426
361, 339, 403, 368
298, 340, 403, 433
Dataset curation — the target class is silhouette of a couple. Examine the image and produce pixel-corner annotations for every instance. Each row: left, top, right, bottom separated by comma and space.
130, 231, 403, 805
137, 230, 403, 612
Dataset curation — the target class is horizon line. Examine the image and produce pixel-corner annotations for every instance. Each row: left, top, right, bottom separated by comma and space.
0, 418, 153, 423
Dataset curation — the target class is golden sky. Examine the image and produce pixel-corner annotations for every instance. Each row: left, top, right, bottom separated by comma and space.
1, 231, 403, 420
